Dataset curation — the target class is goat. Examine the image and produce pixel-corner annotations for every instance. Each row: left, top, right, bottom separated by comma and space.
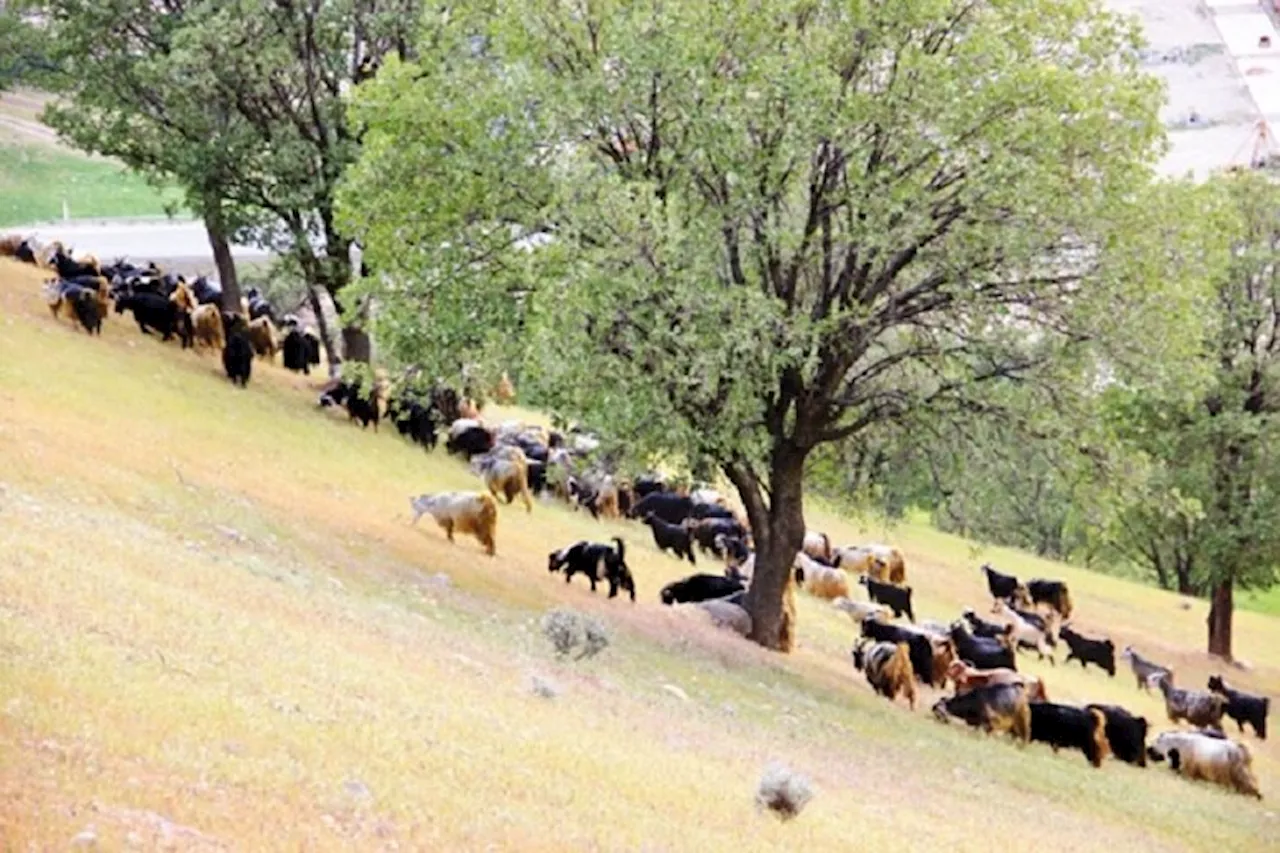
796, 553, 849, 601
1207, 676, 1269, 740
949, 621, 1016, 671
1121, 646, 1173, 692
946, 660, 1048, 702
446, 420, 496, 458
1157, 674, 1226, 730
1060, 625, 1116, 676
113, 292, 192, 347
281, 328, 314, 373
660, 573, 744, 605
802, 530, 832, 563
852, 641, 917, 710
408, 491, 498, 556
1025, 578, 1073, 619
962, 608, 1007, 639
931, 683, 1032, 744
687, 517, 749, 557
221, 316, 253, 387
1029, 703, 1110, 767
1146, 731, 1262, 799
191, 303, 225, 352
547, 538, 635, 601
643, 513, 696, 564
628, 491, 694, 525
473, 446, 533, 512
1086, 703, 1149, 767
981, 563, 1020, 602
857, 575, 914, 622
831, 597, 891, 625
833, 544, 906, 584
246, 316, 277, 359
860, 619, 937, 686
991, 600, 1054, 664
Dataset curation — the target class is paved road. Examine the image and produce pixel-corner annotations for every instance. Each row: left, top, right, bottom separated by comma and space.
17, 219, 272, 267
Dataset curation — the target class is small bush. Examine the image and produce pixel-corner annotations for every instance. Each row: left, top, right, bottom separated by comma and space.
540, 608, 610, 660
755, 763, 814, 822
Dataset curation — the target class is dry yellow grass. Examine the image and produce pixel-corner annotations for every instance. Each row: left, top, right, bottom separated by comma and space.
1, 258, 1278, 851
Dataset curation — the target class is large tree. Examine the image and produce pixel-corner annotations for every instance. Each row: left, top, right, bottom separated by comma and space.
1099, 171, 1280, 660
39, 0, 419, 363
339, 0, 1210, 649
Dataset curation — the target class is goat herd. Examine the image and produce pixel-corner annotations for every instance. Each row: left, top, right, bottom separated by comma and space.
4, 235, 1273, 805
2, 235, 325, 387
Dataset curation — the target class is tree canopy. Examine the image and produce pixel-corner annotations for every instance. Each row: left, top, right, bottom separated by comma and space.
39, 0, 420, 362
339, 0, 1222, 649
1095, 171, 1280, 658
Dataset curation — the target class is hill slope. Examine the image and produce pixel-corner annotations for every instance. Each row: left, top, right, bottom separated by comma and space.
0, 259, 1276, 850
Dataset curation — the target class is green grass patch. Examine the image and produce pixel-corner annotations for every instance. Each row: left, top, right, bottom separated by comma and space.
0, 140, 186, 226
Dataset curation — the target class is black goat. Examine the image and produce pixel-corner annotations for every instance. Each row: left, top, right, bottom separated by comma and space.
1208, 676, 1269, 740
547, 538, 635, 601
1086, 703, 1149, 766
1060, 626, 1116, 676
222, 319, 253, 387
114, 292, 191, 347
858, 575, 914, 622
962, 608, 1007, 639
1029, 703, 1110, 767
949, 622, 1016, 671
67, 288, 103, 335
659, 573, 743, 605
642, 513, 696, 564
628, 491, 694, 525
446, 424, 495, 458
632, 474, 667, 499
982, 563, 1020, 601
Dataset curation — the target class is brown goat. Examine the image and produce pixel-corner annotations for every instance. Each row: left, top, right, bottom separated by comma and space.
247, 316, 278, 359
856, 641, 918, 710
191, 304, 225, 352
409, 491, 499, 556
493, 371, 516, 403
947, 659, 1049, 702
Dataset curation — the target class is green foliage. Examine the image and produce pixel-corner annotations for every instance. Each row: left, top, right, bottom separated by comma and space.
0, 6, 55, 91
1096, 172, 1280, 603
340, 0, 1216, 645
344, 0, 1194, 463
38, 0, 421, 343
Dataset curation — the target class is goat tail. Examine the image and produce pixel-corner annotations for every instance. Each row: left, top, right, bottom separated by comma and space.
612, 536, 625, 561
820, 532, 831, 562
1089, 708, 1110, 766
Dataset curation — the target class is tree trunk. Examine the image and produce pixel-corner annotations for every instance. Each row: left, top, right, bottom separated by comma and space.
731, 446, 807, 652
1207, 579, 1234, 660
306, 285, 344, 378
289, 227, 345, 375
202, 193, 242, 315
1176, 557, 1195, 596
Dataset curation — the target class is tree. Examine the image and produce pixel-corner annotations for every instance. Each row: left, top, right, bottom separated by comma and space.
0, 4, 54, 91
39, 0, 420, 364
1099, 171, 1280, 660
340, 0, 1208, 650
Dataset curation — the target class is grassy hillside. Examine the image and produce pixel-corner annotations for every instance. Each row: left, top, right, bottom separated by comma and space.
0, 141, 185, 227
0, 258, 1277, 850
0, 91, 185, 226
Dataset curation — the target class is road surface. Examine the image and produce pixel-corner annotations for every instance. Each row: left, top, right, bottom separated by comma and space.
16, 219, 272, 269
